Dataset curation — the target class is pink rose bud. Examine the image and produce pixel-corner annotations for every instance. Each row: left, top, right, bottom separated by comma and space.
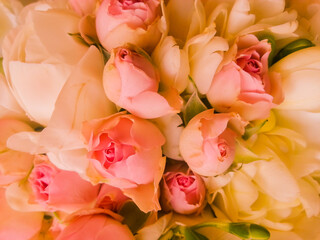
207, 34, 282, 121
28, 155, 99, 212
56, 214, 134, 240
179, 109, 246, 177
161, 171, 206, 215
103, 47, 182, 119
68, 0, 97, 16
96, 0, 161, 52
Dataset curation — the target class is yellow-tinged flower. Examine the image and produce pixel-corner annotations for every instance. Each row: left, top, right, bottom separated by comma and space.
271, 46, 320, 112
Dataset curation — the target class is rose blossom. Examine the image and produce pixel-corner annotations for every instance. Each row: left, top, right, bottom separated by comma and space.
82, 112, 166, 212
28, 155, 99, 212
103, 47, 182, 119
57, 214, 134, 240
207, 34, 283, 121
161, 170, 206, 215
2, 3, 88, 125
179, 109, 246, 177
96, 0, 161, 52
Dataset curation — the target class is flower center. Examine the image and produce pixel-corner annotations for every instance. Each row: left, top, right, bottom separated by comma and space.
218, 142, 228, 161
176, 175, 195, 188
119, 48, 129, 60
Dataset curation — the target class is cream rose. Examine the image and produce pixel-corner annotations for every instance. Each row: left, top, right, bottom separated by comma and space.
2, 3, 88, 126
271, 46, 320, 112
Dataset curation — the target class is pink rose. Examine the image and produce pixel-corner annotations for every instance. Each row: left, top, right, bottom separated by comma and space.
161, 170, 206, 215
69, 0, 97, 16
0, 119, 34, 186
57, 214, 134, 240
179, 109, 246, 176
82, 112, 166, 212
207, 34, 282, 121
103, 47, 182, 119
96, 0, 161, 52
28, 155, 99, 212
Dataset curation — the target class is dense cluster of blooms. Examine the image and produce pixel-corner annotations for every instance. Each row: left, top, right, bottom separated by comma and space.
0, 0, 319, 239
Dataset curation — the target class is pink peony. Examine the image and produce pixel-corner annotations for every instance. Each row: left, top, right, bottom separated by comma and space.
96, 0, 161, 51
161, 170, 206, 215
103, 47, 182, 119
207, 34, 282, 121
179, 109, 246, 176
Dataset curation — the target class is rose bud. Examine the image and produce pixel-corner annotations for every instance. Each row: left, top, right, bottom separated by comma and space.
28, 155, 99, 212
179, 109, 246, 177
161, 170, 206, 215
103, 47, 182, 119
207, 34, 283, 121
57, 214, 134, 240
96, 0, 161, 52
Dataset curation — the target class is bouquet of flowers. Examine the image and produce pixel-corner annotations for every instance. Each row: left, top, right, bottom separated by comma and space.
0, 0, 319, 239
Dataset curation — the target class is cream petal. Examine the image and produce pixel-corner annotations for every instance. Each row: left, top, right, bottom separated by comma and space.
253, 160, 300, 202
8, 61, 72, 125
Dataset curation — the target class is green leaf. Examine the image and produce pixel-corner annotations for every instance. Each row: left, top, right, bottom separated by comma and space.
242, 120, 268, 140
234, 139, 266, 164
256, 33, 276, 66
68, 33, 90, 47
68, 33, 110, 64
191, 222, 270, 240
183, 91, 208, 125
118, 201, 150, 234
272, 38, 315, 64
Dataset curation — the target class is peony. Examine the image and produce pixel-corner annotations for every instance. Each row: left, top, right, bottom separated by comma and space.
179, 109, 246, 177
207, 34, 283, 121
161, 170, 206, 215
82, 112, 166, 212
2, 3, 88, 125
96, 0, 161, 52
57, 214, 134, 240
103, 47, 182, 119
